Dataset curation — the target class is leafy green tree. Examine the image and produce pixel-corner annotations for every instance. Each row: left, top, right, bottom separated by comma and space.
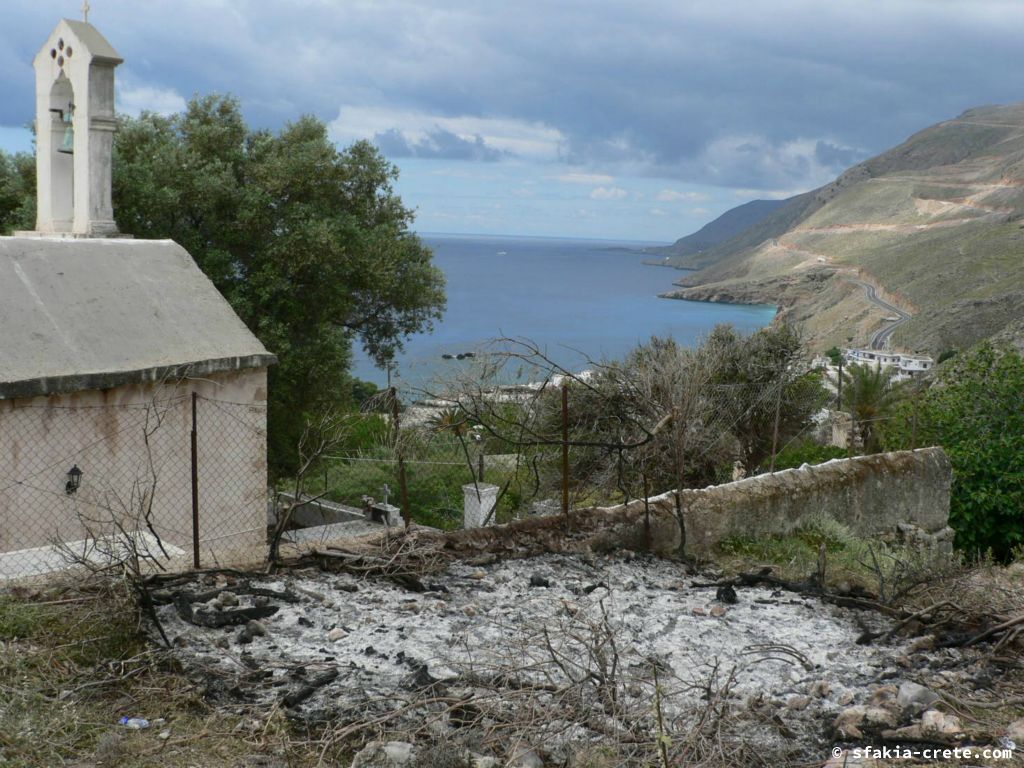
109, 95, 445, 476
885, 343, 1024, 558
825, 346, 843, 366
841, 363, 903, 453
0, 150, 35, 234
351, 379, 380, 407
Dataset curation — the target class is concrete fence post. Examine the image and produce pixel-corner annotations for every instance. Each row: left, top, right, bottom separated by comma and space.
463, 483, 499, 529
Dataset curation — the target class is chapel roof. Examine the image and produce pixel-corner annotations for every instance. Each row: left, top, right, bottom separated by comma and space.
0, 236, 276, 399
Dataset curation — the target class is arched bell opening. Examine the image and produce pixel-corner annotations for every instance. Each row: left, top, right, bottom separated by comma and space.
48, 73, 75, 231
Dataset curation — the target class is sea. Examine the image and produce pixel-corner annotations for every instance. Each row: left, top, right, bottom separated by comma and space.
351, 233, 777, 387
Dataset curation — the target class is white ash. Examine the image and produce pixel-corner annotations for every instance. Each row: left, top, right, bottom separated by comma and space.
158, 553, 907, 726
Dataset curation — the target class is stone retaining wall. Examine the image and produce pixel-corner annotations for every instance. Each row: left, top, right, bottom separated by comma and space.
444, 448, 952, 560
678, 446, 951, 557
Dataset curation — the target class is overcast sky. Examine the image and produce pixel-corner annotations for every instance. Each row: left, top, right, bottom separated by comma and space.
3, 1, 1024, 241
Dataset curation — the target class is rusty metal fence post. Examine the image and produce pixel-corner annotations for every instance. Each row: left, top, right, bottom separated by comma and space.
911, 382, 920, 450
769, 379, 783, 472
390, 387, 412, 527
191, 391, 200, 569
561, 382, 569, 518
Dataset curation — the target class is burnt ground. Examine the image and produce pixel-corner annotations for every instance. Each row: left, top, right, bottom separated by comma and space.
149, 550, 1024, 766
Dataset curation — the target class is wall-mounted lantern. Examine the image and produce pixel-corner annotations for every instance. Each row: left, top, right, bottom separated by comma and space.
65, 464, 83, 495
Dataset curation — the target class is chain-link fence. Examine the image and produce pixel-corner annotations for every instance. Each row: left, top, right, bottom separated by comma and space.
1, 356, 909, 580
0, 391, 267, 580
314, 405, 529, 531
300, 370, 842, 534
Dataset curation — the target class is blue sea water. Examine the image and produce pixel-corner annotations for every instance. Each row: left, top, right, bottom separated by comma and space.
352, 233, 777, 387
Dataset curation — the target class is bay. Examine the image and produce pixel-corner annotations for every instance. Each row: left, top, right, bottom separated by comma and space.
352, 233, 777, 387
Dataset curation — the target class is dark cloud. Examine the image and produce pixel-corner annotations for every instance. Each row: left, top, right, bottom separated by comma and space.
815, 141, 868, 170
4, 1, 1024, 191
374, 127, 507, 161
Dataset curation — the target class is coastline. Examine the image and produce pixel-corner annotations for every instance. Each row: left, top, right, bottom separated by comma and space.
657, 271, 795, 315
658, 267, 894, 354
657, 287, 780, 318
641, 258, 698, 271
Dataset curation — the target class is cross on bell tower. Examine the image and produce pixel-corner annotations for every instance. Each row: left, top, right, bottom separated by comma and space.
31, 14, 122, 236
82, 2, 91, 23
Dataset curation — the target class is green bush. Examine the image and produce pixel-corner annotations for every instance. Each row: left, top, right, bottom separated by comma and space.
770, 440, 848, 471
885, 343, 1024, 558
320, 448, 471, 531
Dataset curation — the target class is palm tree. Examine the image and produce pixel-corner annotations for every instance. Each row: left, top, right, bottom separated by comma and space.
840, 363, 904, 452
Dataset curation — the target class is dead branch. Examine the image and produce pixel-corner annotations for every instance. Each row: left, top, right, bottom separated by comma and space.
960, 613, 1024, 648
268, 410, 358, 568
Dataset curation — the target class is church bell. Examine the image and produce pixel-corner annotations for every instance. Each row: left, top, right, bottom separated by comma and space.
57, 102, 74, 154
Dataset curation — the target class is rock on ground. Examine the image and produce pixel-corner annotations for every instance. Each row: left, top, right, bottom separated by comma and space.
350, 741, 415, 768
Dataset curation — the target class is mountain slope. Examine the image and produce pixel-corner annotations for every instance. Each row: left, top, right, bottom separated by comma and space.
651, 198, 788, 261
664, 103, 1024, 355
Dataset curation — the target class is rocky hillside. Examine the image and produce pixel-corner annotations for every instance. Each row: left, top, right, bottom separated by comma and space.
647, 198, 787, 263
664, 103, 1024, 355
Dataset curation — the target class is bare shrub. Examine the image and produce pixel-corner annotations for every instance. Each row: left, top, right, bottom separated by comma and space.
411, 328, 825, 546
52, 392, 180, 645
268, 408, 360, 567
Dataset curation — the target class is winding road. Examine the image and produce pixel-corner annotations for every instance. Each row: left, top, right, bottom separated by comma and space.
847, 279, 912, 350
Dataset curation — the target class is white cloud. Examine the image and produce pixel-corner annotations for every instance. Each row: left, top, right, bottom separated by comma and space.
329, 105, 564, 161
550, 172, 615, 184
649, 207, 669, 216
731, 187, 796, 200
656, 189, 710, 202
117, 83, 187, 117
590, 186, 628, 200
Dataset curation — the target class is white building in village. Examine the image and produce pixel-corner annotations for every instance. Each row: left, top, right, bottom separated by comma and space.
0, 18, 276, 577
812, 349, 935, 383
843, 348, 934, 377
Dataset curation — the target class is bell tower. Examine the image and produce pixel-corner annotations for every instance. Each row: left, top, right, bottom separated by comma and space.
32, 17, 123, 237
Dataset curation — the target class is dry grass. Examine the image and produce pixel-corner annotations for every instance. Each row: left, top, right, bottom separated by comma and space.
715, 519, 966, 601
0, 572, 349, 768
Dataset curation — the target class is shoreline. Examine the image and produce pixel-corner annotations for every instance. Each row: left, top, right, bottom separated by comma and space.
657, 289, 780, 317
641, 257, 698, 271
